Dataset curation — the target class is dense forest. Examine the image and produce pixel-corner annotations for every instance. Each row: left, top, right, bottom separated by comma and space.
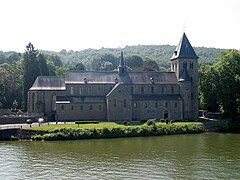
41, 45, 223, 70
0, 43, 226, 111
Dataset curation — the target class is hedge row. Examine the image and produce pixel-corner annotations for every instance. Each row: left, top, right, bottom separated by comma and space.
75, 121, 99, 124
31, 124, 204, 141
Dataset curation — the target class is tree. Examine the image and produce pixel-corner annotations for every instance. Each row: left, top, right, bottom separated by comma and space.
125, 55, 143, 68
91, 53, 118, 71
23, 42, 40, 110
48, 55, 63, 67
0, 66, 14, 108
199, 64, 219, 112
143, 58, 159, 71
199, 49, 240, 121
215, 50, 240, 120
38, 53, 50, 76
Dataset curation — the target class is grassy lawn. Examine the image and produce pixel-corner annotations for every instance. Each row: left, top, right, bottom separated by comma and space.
28, 121, 202, 131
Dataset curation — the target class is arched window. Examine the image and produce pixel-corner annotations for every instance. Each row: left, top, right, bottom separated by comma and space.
161, 87, 164, 94
165, 102, 168, 108
175, 102, 178, 108
124, 99, 127, 108
32, 93, 35, 112
151, 86, 154, 94
183, 62, 187, 69
190, 62, 193, 69
51, 93, 56, 112
89, 86, 92, 94
164, 111, 169, 119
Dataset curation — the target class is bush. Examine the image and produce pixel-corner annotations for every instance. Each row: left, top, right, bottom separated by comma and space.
75, 121, 99, 124
146, 119, 156, 126
123, 121, 130, 126
140, 120, 148, 123
29, 123, 205, 141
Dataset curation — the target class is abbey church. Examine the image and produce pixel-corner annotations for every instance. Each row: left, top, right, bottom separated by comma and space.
28, 33, 199, 121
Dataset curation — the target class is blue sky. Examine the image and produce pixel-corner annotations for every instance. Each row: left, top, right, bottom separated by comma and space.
0, 0, 239, 52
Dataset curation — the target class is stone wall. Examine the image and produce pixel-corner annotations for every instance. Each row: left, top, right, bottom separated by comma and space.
0, 116, 38, 125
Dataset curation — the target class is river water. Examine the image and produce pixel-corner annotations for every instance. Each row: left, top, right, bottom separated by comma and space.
0, 133, 239, 180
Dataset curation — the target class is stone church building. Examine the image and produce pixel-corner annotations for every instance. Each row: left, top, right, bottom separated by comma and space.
28, 33, 199, 121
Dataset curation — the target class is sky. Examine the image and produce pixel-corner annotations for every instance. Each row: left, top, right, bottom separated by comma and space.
0, 0, 239, 52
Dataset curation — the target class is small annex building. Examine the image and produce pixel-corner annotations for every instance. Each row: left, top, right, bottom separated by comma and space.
28, 33, 199, 121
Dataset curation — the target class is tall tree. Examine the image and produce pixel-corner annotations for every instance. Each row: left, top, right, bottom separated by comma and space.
38, 53, 50, 76
125, 55, 143, 68
0, 66, 14, 108
143, 58, 159, 71
199, 64, 219, 112
215, 50, 240, 120
23, 42, 40, 110
199, 49, 240, 121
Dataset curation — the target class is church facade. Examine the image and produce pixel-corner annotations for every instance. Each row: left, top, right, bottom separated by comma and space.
28, 33, 199, 121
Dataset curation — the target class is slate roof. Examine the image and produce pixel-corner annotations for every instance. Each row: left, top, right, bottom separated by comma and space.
179, 69, 191, 82
171, 33, 198, 60
30, 76, 65, 91
65, 71, 179, 85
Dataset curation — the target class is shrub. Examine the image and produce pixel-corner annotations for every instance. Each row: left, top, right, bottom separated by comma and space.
140, 120, 148, 123
75, 121, 99, 124
146, 119, 156, 126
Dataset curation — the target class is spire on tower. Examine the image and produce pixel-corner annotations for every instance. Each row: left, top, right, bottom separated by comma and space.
118, 50, 127, 76
171, 33, 198, 60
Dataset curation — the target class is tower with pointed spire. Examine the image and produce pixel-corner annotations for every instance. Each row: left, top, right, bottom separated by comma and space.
171, 33, 199, 120
118, 50, 127, 76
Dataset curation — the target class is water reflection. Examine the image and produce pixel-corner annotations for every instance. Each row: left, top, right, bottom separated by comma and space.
0, 133, 240, 179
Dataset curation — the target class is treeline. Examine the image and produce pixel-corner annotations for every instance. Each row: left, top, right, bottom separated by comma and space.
199, 49, 240, 124
0, 43, 224, 111
42, 45, 223, 70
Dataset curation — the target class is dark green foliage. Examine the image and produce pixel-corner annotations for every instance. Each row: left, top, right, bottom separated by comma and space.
0, 66, 14, 108
38, 53, 50, 76
143, 58, 159, 71
125, 55, 143, 68
146, 119, 156, 126
75, 121, 99, 124
123, 121, 130, 126
68, 62, 85, 71
40, 45, 223, 70
199, 49, 240, 121
30, 123, 204, 140
23, 43, 40, 110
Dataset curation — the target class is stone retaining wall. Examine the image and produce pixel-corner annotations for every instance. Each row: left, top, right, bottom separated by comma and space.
0, 117, 38, 125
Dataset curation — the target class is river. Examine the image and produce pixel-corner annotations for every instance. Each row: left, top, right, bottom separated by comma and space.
0, 133, 239, 179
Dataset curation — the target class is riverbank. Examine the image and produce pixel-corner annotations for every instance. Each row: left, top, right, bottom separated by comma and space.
4, 121, 204, 141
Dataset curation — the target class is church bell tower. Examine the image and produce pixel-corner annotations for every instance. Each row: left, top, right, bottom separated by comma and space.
171, 33, 199, 120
